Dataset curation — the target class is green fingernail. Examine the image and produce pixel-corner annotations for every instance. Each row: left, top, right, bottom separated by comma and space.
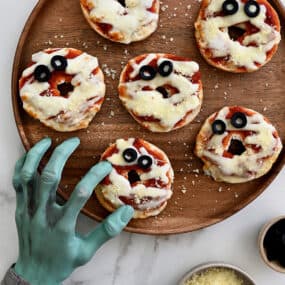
99, 161, 112, 171
121, 206, 134, 223
42, 137, 52, 142
66, 137, 80, 144
37, 137, 51, 146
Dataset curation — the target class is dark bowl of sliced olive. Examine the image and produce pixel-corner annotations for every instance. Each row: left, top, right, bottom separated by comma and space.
259, 216, 285, 273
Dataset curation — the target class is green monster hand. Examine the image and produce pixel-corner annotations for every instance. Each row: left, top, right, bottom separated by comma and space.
12, 137, 134, 285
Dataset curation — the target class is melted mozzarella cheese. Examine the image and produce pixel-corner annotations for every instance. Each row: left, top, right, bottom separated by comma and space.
86, 0, 158, 43
199, 0, 280, 70
198, 107, 282, 183
20, 48, 105, 130
120, 54, 202, 131
101, 138, 173, 210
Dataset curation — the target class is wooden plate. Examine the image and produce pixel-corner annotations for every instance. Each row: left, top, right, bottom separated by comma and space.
12, 0, 285, 234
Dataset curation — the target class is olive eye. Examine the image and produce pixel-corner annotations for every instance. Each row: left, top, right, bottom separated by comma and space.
158, 60, 173, 77
139, 65, 157, 80
34, 65, 51, 82
222, 0, 239, 15
212, 120, 226, 135
138, 155, 153, 169
231, 112, 247, 128
244, 0, 260, 17
123, 148, 138, 163
51, 55, 68, 71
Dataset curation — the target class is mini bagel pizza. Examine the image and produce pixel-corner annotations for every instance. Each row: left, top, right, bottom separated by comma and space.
195, 0, 281, 72
118, 53, 203, 132
19, 48, 105, 132
80, 0, 159, 44
95, 138, 174, 218
195, 106, 283, 183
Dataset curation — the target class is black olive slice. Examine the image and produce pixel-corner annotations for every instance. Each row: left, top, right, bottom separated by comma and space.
122, 148, 138, 163
222, 0, 239, 15
228, 26, 246, 41
34, 65, 51, 82
139, 65, 157, 80
212, 120, 226, 135
231, 112, 247, 128
51, 55, 68, 71
128, 170, 141, 184
138, 155, 152, 169
228, 139, 246, 155
156, 86, 169, 98
57, 82, 74, 97
244, 0, 260, 17
117, 0, 126, 7
158, 60, 173, 77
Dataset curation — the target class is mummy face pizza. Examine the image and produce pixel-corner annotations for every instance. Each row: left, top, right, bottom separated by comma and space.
195, 0, 281, 72
80, 0, 159, 44
118, 53, 203, 132
19, 48, 105, 132
195, 106, 282, 183
96, 138, 174, 218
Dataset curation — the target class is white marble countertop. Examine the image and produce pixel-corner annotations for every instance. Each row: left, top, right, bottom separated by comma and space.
0, 1, 285, 284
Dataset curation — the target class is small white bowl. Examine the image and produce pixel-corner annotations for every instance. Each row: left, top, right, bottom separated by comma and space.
178, 262, 256, 285
258, 216, 285, 273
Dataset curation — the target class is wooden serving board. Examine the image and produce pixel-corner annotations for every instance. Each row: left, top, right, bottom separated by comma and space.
12, 0, 285, 234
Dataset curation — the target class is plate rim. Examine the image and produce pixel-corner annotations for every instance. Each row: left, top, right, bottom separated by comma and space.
11, 0, 285, 235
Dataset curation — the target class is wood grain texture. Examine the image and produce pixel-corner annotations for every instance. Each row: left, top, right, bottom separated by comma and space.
12, 0, 285, 234
271, 0, 285, 20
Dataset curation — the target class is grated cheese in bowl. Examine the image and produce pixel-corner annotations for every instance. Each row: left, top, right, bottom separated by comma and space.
184, 267, 243, 285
